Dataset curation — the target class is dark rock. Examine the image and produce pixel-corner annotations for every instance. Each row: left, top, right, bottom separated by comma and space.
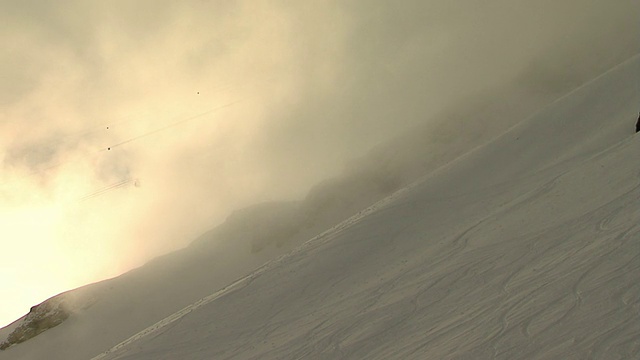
0, 296, 70, 350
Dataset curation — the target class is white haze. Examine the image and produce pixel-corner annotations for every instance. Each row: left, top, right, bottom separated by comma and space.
0, 0, 638, 327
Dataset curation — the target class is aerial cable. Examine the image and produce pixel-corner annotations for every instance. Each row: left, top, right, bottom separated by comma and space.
101, 99, 244, 152
79, 178, 135, 201
10, 98, 244, 183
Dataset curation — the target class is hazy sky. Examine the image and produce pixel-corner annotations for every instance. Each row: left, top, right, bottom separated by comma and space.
1, 0, 637, 327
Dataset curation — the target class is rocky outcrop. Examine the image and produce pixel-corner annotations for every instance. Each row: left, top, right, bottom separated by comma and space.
0, 296, 70, 350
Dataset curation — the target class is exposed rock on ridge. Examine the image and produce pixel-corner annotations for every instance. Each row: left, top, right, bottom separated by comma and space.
0, 295, 70, 350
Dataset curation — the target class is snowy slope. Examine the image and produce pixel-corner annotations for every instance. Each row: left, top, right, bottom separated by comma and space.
85, 56, 640, 359
0, 69, 563, 360
2, 55, 638, 359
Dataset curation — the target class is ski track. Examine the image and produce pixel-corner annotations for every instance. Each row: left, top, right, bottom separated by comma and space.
95, 145, 640, 359
90, 184, 414, 360
8, 55, 639, 360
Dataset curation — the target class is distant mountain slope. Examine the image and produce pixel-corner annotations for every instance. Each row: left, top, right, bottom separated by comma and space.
3, 54, 638, 359
0, 59, 571, 360
89, 56, 640, 359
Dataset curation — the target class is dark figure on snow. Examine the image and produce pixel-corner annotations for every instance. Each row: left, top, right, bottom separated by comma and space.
636, 113, 640, 133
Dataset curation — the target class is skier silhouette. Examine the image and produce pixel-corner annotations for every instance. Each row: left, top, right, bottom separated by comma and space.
636, 113, 640, 133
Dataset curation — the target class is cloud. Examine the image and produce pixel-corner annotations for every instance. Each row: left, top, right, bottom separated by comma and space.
1, 0, 637, 326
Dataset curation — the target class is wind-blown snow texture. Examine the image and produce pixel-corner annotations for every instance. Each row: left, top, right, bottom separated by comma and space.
3, 56, 640, 359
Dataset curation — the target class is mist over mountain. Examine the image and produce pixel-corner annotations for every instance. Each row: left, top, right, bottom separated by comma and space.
1, 0, 639, 358
2, 51, 639, 359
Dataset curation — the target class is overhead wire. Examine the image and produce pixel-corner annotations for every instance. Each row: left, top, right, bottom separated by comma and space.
3, 73, 274, 202
79, 178, 136, 201
3, 98, 245, 202
100, 99, 244, 152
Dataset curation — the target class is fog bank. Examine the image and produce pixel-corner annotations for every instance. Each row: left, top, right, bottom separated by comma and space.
1, 0, 638, 326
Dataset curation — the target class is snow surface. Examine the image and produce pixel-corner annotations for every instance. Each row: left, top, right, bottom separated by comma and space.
2, 55, 639, 359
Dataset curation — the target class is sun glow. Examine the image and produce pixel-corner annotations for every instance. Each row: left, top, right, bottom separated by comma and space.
2, 0, 636, 336
0, 160, 136, 327
0, 202, 78, 327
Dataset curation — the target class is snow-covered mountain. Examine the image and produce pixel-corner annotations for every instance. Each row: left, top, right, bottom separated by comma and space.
2, 55, 639, 359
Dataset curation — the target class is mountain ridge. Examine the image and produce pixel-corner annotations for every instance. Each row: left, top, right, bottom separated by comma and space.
90, 54, 640, 359
2, 54, 638, 359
